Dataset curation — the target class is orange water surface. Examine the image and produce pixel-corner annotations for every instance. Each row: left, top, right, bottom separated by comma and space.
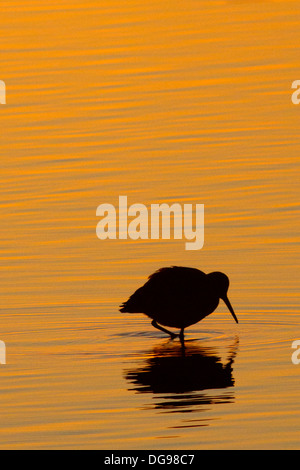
0, 0, 300, 449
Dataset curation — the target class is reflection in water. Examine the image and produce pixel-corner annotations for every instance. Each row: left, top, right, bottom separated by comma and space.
125, 338, 238, 415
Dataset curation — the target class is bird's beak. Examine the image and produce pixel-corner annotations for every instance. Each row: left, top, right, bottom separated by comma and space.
222, 295, 238, 324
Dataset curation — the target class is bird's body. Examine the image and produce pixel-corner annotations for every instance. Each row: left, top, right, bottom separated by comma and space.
120, 266, 238, 339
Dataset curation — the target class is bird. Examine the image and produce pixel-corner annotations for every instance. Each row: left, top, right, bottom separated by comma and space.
120, 266, 238, 341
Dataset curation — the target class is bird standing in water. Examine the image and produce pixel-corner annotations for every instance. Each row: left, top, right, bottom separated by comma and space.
120, 266, 238, 341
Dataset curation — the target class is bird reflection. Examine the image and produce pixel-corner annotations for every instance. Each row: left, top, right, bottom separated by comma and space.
125, 338, 238, 414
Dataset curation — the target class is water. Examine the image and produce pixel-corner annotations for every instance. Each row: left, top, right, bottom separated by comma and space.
0, 0, 299, 449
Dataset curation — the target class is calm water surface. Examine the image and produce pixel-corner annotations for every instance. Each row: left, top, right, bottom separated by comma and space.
0, 0, 299, 449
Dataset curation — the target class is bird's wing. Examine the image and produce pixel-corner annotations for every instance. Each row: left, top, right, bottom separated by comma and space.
120, 266, 207, 313
148, 266, 206, 282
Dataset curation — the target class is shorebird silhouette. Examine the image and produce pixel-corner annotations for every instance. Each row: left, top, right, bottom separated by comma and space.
120, 266, 238, 340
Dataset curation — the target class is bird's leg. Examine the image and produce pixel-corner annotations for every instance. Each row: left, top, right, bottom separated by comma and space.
151, 320, 178, 339
179, 328, 185, 343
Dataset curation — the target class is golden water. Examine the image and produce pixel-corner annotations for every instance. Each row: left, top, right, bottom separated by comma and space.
0, 0, 300, 449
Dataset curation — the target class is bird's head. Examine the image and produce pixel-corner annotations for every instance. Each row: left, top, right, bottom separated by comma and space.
207, 272, 238, 324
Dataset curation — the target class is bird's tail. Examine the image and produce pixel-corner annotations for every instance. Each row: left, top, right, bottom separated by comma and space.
119, 302, 128, 313
119, 296, 141, 313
